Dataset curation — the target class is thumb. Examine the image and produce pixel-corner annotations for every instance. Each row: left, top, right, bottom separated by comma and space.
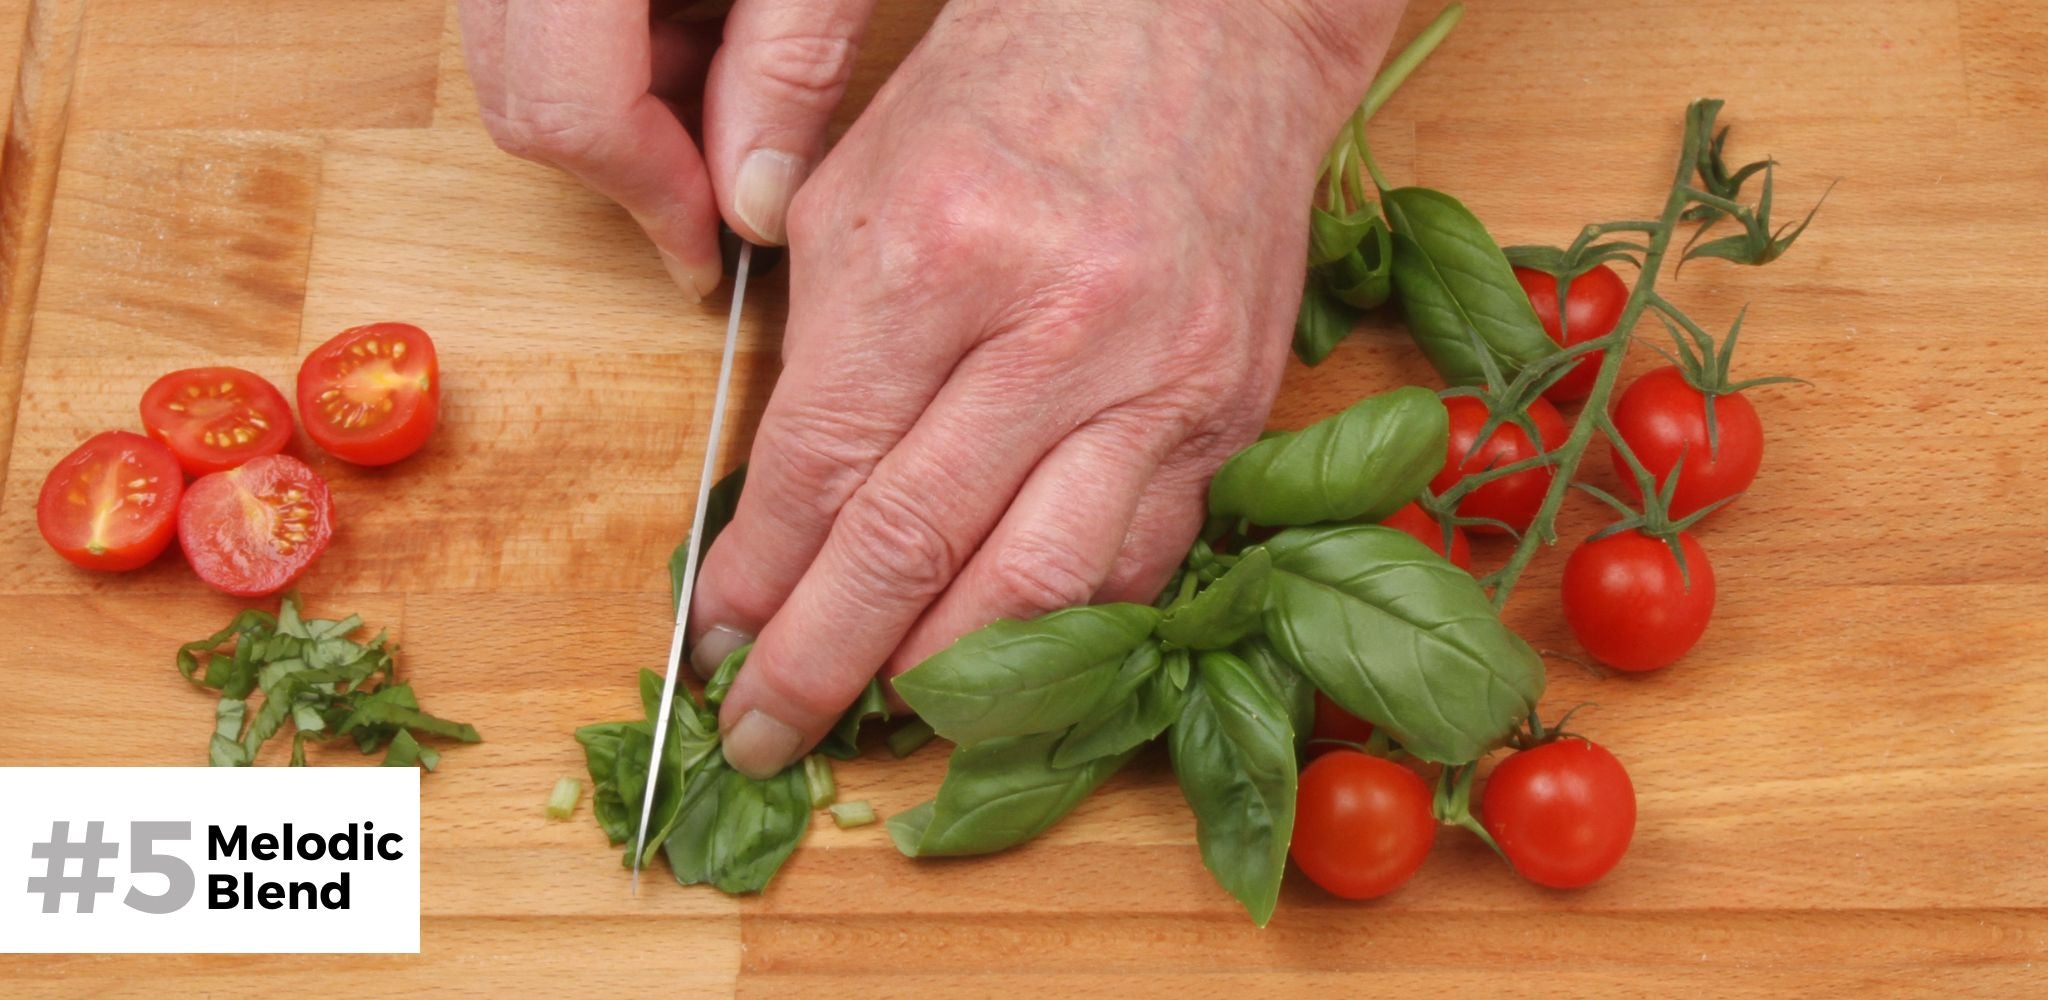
703, 0, 875, 244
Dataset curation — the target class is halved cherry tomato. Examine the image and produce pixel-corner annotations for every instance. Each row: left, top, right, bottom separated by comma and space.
178, 454, 335, 597
1515, 264, 1629, 403
298, 323, 440, 466
36, 431, 184, 571
139, 367, 295, 476
1379, 501, 1473, 570
1428, 395, 1565, 536
1291, 750, 1435, 900
1481, 738, 1636, 889
1561, 528, 1715, 671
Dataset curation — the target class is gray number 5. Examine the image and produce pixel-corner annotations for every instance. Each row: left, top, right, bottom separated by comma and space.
124, 821, 194, 914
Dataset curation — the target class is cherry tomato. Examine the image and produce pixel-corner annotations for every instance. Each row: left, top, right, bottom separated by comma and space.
1561, 529, 1714, 671
1290, 751, 1435, 900
138, 367, 295, 476
35, 431, 184, 572
1378, 501, 1472, 570
1309, 691, 1376, 754
1609, 365, 1762, 519
1515, 264, 1628, 403
299, 323, 441, 466
178, 454, 335, 597
1428, 395, 1565, 535
1481, 738, 1636, 889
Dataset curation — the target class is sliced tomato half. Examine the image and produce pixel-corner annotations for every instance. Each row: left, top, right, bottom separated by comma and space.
298, 323, 440, 466
178, 453, 335, 597
36, 431, 185, 571
140, 366, 296, 476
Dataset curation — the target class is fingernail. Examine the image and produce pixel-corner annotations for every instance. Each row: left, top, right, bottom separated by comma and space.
733, 148, 807, 245
689, 624, 751, 680
722, 709, 806, 779
659, 248, 721, 303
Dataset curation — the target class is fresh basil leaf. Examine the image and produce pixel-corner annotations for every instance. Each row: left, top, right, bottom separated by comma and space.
671, 465, 748, 614
1168, 650, 1297, 927
889, 729, 1135, 858
337, 684, 482, 743
1236, 637, 1315, 753
1383, 186, 1557, 386
1165, 648, 1192, 691
574, 721, 638, 843
1158, 548, 1271, 650
1322, 214, 1394, 310
704, 644, 748, 710
893, 603, 1159, 747
1053, 651, 1188, 769
662, 755, 810, 894
1207, 386, 1448, 527
1309, 205, 1381, 266
1262, 524, 1543, 763
1293, 277, 1363, 366
818, 678, 890, 760
381, 729, 441, 770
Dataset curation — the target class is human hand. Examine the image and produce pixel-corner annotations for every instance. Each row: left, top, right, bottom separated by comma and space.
457, 0, 875, 299
686, 0, 1405, 776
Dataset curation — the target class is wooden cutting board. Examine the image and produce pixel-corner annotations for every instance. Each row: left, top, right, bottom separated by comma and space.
3, 1, 2044, 994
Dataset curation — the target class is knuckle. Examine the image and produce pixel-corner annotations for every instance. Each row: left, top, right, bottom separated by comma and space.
835, 488, 957, 600
986, 533, 1101, 615
490, 99, 618, 166
756, 405, 889, 512
750, 33, 859, 105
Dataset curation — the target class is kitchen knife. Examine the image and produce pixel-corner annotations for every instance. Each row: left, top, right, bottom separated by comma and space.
632, 240, 753, 894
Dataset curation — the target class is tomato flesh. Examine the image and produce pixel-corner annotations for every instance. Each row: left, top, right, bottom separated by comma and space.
1378, 501, 1473, 570
178, 454, 335, 597
1290, 751, 1435, 900
36, 431, 185, 572
1515, 264, 1628, 404
1429, 395, 1565, 535
299, 323, 440, 466
1561, 529, 1715, 671
1481, 738, 1636, 889
1610, 365, 1762, 519
139, 367, 295, 476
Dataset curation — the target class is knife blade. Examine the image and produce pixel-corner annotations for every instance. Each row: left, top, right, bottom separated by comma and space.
632, 240, 754, 894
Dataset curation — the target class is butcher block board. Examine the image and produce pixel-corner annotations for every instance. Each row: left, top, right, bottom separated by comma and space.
2, 1, 2045, 995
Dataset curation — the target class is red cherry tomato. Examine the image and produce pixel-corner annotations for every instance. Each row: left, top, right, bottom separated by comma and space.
1378, 501, 1472, 570
1309, 691, 1376, 754
1290, 751, 1435, 900
1515, 264, 1628, 404
1428, 395, 1565, 535
35, 431, 184, 572
1561, 529, 1715, 671
299, 323, 441, 466
1481, 738, 1636, 889
1609, 365, 1762, 519
178, 454, 335, 597
138, 367, 296, 476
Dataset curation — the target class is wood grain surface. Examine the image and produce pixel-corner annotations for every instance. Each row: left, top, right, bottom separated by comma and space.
2, 1, 2045, 995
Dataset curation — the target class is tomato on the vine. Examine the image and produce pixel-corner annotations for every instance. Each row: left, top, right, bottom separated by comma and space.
178, 454, 335, 597
1561, 528, 1714, 671
1429, 394, 1564, 535
1379, 501, 1472, 570
1309, 691, 1375, 752
139, 367, 296, 476
1610, 365, 1762, 519
1481, 738, 1635, 889
35, 431, 185, 572
1290, 750, 1435, 899
1515, 263, 1628, 403
298, 322, 441, 466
